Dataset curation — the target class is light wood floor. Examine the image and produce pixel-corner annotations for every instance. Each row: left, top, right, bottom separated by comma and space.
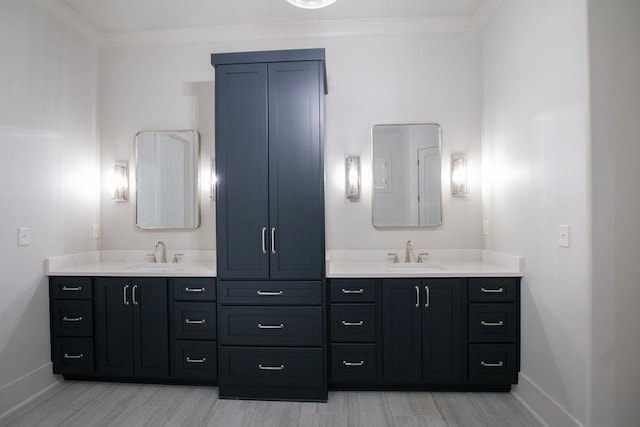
2, 381, 543, 427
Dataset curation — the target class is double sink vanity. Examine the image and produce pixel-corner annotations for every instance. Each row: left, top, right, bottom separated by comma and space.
47, 247, 522, 401
48, 48, 522, 402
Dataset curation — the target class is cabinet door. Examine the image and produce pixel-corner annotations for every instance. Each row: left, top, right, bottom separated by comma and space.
216, 63, 270, 279
95, 278, 134, 377
132, 278, 169, 378
268, 61, 324, 280
422, 279, 463, 384
382, 279, 422, 383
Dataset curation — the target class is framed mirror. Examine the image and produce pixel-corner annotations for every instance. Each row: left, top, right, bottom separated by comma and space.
372, 123, 442, 227
135, 130, 200, 229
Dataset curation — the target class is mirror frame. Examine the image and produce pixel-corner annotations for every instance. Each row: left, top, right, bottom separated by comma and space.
134, 129, 201, 230
371, 123, 443, 229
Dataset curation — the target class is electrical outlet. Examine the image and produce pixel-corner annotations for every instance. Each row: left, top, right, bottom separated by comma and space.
559, 224, 570, 247
18, 227, 31, 246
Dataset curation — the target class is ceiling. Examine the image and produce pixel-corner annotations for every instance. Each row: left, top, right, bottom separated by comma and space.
59, 0, 488, 34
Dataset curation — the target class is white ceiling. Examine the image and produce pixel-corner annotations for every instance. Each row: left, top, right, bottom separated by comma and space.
59, 0, 488, 34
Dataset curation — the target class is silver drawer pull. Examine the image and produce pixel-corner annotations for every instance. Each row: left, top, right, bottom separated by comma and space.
185, 287, 205, 293
63, 353, 84, 359
342, 360, 365, 367
258, 323, 284, 329
481, 287, 505, 294
62, 286, 82, 291
261, 227, 268, 255
256, 290, 283, 296
481, 320, 504, 327
259, 364, 285, 371
62, 316, 83, 322
186, 357, 207, 364
185, 319, 206, 324
341, 320, 364, 327
341, 288, 364, 294
271, 227, 277, 254
481, 361, 504, 367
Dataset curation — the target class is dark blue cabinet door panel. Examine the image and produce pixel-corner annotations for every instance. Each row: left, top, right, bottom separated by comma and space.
268, 61, 324, 280
216, 63, 269, 279
132, 278, 169, 378
96, 278, 134, 377
382, 279, 422, 383
422, 279, 463, 384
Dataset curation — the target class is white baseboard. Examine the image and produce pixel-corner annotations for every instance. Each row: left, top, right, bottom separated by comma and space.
513, 373, 584, 427
0, 362, 60, 422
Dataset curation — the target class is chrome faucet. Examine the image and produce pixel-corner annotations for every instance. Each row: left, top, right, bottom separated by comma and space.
154, 241, 167, 263
405, 240, 416, 263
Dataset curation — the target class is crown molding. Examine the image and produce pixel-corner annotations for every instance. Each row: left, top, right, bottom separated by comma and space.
472, 0, 504, 28
34, 0, 103, 45
101, 15, 481, 48
35, 0, 504, 48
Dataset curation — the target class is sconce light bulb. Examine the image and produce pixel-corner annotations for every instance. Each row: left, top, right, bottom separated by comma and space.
345, 155, 361, 200
451, 154, 467, 197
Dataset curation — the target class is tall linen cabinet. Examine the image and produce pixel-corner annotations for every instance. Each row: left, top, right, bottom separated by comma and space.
211, 49, 327, 401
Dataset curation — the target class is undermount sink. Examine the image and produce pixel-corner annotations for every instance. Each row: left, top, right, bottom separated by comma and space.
386, 262, 445, 270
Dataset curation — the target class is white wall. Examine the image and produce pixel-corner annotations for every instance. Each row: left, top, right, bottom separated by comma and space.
0, 0, 100, 418
481, 1, 591, 426
99, 31, 483, 252
588, 0, 640, 425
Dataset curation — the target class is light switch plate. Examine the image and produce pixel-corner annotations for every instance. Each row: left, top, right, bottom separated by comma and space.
18, 227, 31, 246
92, 224, 101, 239
482, 220, 489, 236
559, 224, 570, 247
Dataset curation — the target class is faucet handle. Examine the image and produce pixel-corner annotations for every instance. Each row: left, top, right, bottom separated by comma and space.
417, 252, 430, 263
145, 253, 157, 263
387, 253, 399, 263
172, 253, 184, 263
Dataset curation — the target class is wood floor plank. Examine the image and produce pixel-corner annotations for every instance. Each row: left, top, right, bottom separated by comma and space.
393, 414, 448, 427
5, 401, 79, 427
387, 391, 441, 416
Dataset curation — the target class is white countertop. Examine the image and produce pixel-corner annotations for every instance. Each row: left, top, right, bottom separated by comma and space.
45, 249, 522, 279
326, 249, 523, 278
46, 250, 216, 277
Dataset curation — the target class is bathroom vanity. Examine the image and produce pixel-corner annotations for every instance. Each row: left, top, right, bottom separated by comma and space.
46, 249, 522, 399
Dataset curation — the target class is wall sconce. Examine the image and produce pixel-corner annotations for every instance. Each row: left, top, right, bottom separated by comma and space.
112, 161, 129, 202
451, 153, 467, 197
210, 158, 217, 199
345, 155, 361, 200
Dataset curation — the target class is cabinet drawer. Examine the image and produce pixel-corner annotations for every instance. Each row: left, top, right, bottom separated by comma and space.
219, 346, 324, 388
173, 302, 217, 340
469, 344, 518, 384
469, 304, 517, 343
51, 301, 93, 337
219, 306, 322, 346
329, 280, 376, 303
50, 277, 92, 300
330, 304, 376, 343
173, 340, 217, 382
171, 278, 216, 302
53, 337, 94, 375
330, 344, 377, 384
219, 281, 322, 305
468, 278, 519, 302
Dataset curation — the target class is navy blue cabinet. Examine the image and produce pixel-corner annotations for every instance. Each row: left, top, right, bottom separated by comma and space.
212, 49, 327, 401
95, 277, 169, 379
214, 51, 325, 281
382, 278, 463, 385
